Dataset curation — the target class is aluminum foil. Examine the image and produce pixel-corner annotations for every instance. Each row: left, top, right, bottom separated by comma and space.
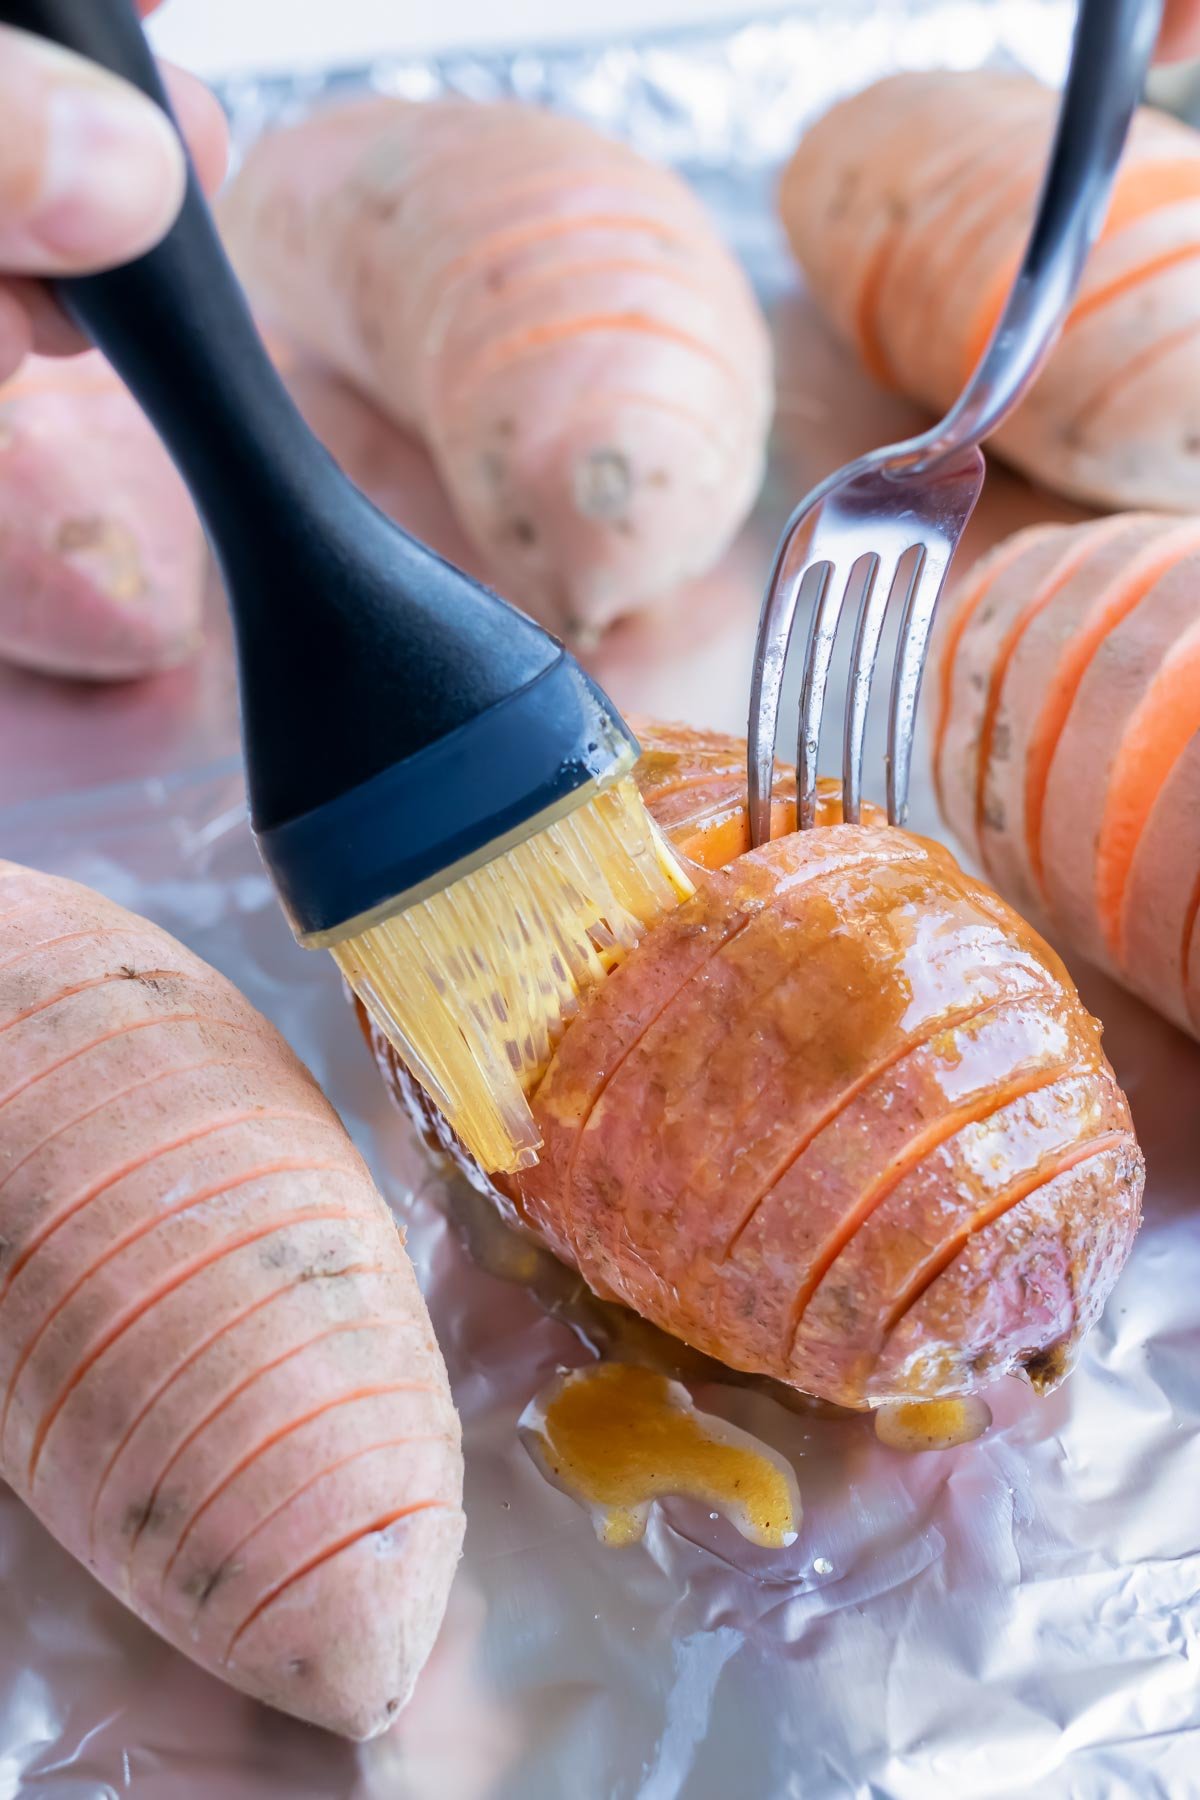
6, 3, 1200, 1794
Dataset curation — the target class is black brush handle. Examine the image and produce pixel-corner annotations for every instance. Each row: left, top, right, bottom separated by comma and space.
0, 0, 577, 845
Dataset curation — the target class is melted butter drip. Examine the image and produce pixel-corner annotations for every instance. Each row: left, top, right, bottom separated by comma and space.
873, 1394, 993, 1453
521, 1363, 801, 1548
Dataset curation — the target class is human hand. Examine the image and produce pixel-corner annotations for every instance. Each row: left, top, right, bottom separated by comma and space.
0, 1, 227, 380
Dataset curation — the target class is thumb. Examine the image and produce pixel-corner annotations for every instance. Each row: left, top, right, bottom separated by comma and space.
0, 23, 186, 275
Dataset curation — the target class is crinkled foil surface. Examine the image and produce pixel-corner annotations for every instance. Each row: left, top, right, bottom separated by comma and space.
4, 3, 1200, 1794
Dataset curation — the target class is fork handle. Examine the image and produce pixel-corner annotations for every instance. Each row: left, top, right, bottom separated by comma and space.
899, 0, 1161, 477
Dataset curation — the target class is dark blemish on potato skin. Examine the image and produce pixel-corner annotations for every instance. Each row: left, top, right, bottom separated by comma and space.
563, 615, 599, 649
494, 417, 516, 439
55, 517, 105, 552
123, 1496, 164, 1539
575, 448, 632, 520
1025, 1340, 1070, 1393
118, 965, 178, 990
186, 1561, 237, 1606
509, 518, 537, 546
363, 191, 404, 224
480, 449, 506, 489
386, 1697, 402, 1716
288, 1657, 310, 1679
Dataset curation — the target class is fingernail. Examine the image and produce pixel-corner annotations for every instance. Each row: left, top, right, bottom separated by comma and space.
32, 79, 186, 264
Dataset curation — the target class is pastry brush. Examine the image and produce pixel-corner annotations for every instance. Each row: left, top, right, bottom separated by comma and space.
8, 0, 693, 1174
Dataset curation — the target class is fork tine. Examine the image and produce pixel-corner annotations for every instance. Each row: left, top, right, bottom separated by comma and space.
798, 555, 862, 830
841, 550, 892, 824
843, 546, 926, 822
748, 520, 825, 846
886, 539, 954, 825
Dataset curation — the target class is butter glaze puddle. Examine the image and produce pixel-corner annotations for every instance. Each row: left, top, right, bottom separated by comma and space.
873, 1393, 993, 1452
520, 1363, 802, 1548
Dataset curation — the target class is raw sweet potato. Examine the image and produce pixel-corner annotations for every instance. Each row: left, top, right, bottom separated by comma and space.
221, 97, 773, 641
780, 70, 1200, 511
0, 861, 463, 1739
936, 512, 1200, 1039
366, 723, 1143, 1411
0, 353, 206, 680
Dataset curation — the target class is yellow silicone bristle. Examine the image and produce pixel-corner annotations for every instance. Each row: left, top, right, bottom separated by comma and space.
331, 775, 694, 1174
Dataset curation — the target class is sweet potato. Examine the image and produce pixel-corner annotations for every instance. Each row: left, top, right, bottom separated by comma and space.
936, 512, 1200, 1039
366, 723, 1143, 1411
0, 353, 206, 680
780, 70, 1200, 511
0, 861, 463, 1739
221, 97, 773, 642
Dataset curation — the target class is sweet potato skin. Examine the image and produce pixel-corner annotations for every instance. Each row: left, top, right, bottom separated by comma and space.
781, 70, 1200, 511
368, 724, 1143, 1410
221, 98, 772, 641
0, 861, 463, 1740
936, 513, 1200, 1039
0, 354, 206, 680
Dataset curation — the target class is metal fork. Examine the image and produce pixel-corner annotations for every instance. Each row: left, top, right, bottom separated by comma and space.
748, 0, 1162, 842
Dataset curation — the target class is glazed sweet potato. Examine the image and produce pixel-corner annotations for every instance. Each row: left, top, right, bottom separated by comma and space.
781, 70, 1200, 511
936, 512, 1200, 1038
0, 861, 463, 1739
0, 353, 206, 679
367, 723, 1143, 1411
222, 97, 772, 641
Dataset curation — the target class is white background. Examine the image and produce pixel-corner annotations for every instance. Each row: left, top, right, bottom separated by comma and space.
147, 0, 776, 75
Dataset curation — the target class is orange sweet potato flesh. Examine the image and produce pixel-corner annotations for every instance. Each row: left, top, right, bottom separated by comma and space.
938, 513, 1200, 1039
0, 862, 464, 1739
367, 724, 1143, 1410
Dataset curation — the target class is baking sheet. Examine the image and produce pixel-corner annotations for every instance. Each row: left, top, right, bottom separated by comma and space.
4, 3, 1200, 1794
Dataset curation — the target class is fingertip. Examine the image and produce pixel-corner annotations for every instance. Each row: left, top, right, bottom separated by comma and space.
162, 64, 230, 197
0, 28, 189, 274
33, 80, 187, 267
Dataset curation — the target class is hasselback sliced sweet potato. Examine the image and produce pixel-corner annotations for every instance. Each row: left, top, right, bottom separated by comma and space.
0, 353, 206, 680
221, 97, 772, 641
781, 69, 1200, 511
367, 723, 1143, 1411
0, 862, 463, 1739
937, 512, 1200, 1039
